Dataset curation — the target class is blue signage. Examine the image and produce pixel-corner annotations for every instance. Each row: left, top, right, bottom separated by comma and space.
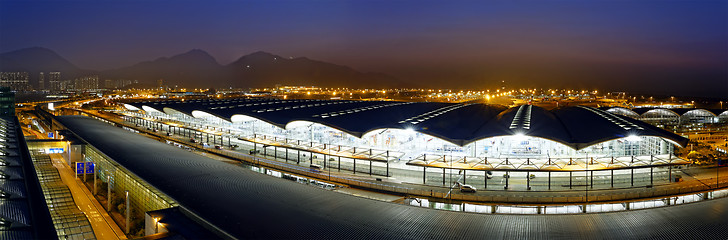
48, 132, 54, 138
76, 162, 94, 174
48, 148, 64, 153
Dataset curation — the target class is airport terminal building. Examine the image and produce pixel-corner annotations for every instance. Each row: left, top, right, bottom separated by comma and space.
50, 114, 728, 239
120, 98, 690, 191
604, 106, 728, 130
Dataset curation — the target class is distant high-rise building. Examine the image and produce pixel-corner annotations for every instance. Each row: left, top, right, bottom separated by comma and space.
60, 79, 73, 90
0, 72, 31, 91
104, 79, 114, 89
158, 79, 164, 89
88, 76, 99, 89
73, 78, 82, 90
39, 72, 45, 90
119, 79, 134, 89
48, 72, 61, 91
73, 75, 99, 90
103, 79, 136, 89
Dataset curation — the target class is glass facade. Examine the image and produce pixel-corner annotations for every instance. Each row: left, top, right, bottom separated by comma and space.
84, 146, 176, 214
0, 87, 14, 117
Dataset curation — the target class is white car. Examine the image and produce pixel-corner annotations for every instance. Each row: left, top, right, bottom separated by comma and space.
459, 184, 477, 193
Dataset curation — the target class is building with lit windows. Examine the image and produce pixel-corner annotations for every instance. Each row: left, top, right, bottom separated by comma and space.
47, 72, 61, 92
0, 72, 31, 91
0, 87, 14, 116
73, 75, 99, 90
104, 79, 136, 89
38, 72, 44, 90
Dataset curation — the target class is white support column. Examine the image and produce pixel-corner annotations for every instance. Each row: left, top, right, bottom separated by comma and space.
93, 163, 97, 195
107, 175, 112, 210
125, 190, 130, 234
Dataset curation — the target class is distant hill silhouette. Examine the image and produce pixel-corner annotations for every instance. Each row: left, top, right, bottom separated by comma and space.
1, 47, 401, 89
103, 49, 225, 88
0, 47, 93, 88
225, 51, 400, 88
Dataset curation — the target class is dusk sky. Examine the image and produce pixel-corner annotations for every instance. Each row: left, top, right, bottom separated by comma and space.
1, 0, 726, 97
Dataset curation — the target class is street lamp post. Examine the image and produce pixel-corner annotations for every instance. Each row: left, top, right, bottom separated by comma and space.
82, 154, 87, 182
107, 175, 111, 211
93, 164, 97, 195
125, 190, 130, 234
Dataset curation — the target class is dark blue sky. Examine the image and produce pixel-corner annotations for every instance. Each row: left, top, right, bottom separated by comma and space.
1, 0, 726, 96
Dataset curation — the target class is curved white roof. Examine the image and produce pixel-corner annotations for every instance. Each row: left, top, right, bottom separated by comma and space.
126, 98, 688, 149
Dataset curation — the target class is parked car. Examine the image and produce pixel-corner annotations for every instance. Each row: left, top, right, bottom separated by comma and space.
215, 145, 222, 150
190, 138, 198, 143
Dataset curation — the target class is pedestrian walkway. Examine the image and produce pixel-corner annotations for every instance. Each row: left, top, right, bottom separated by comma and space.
49, 153, 127, 240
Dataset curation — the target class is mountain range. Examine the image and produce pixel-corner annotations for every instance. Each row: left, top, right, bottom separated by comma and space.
0, 47, 401, 89
0, 47, 92, 82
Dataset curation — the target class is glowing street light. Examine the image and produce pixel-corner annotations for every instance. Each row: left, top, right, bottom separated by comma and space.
626, 135, 642, 142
